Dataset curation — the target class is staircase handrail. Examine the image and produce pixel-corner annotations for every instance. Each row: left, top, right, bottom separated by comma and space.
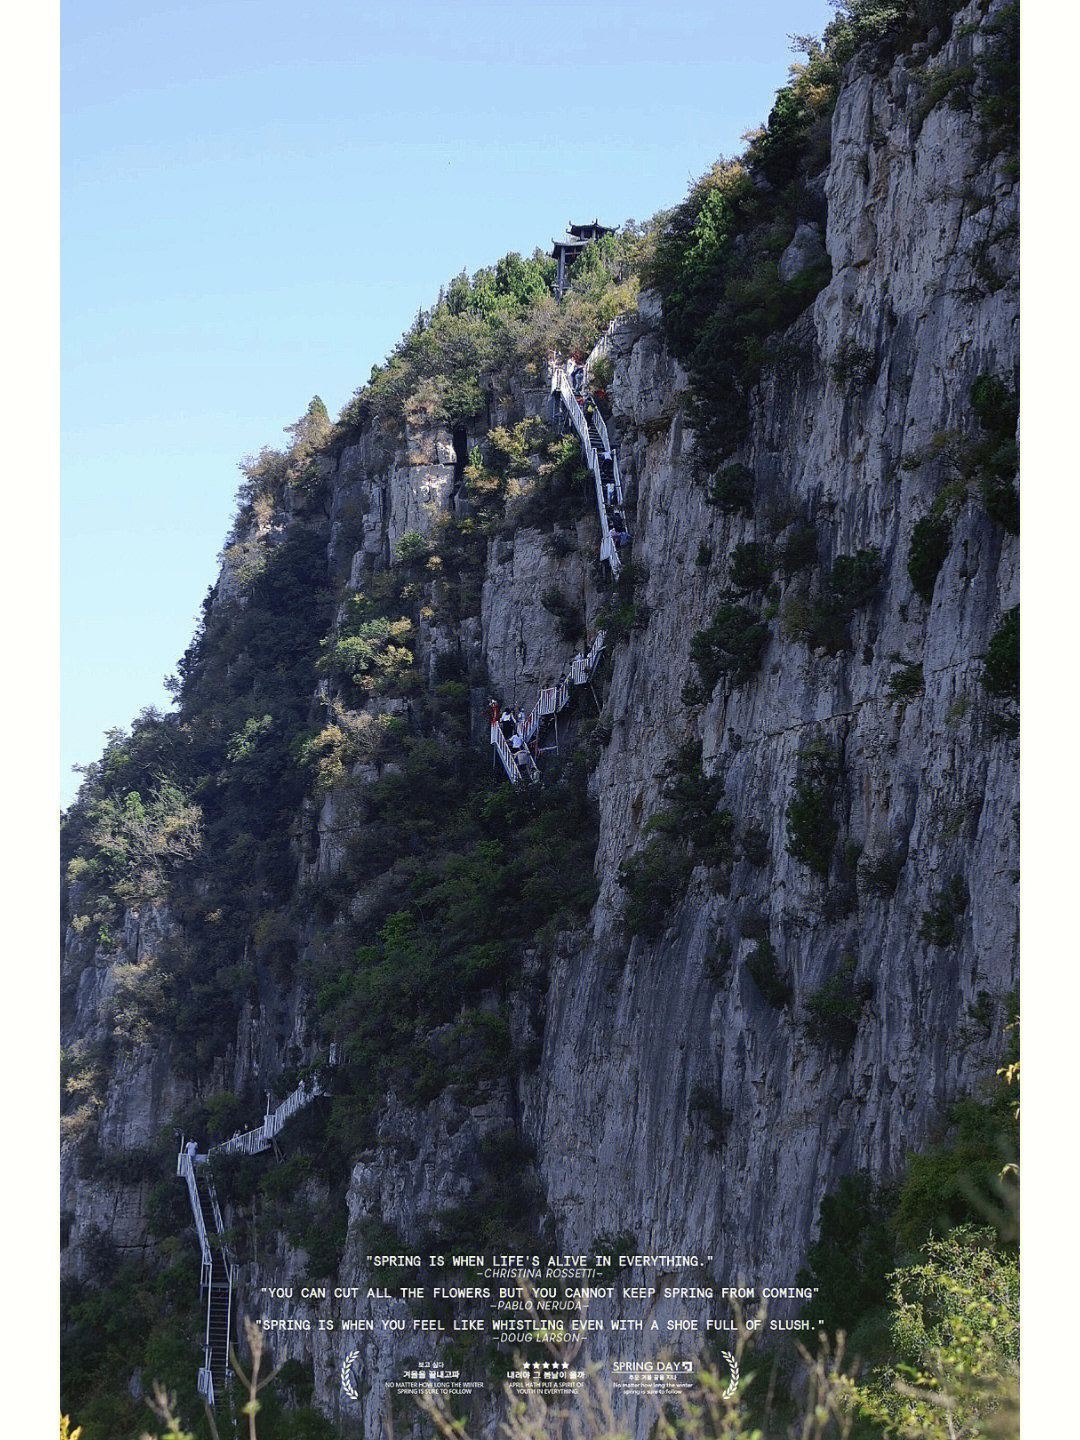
590, 410, 626, 510
177, 1150, 213, 1282
585, 310, 633, 375
202, 1164, 235, 1409
209, 1073, 326, 1157
553, 368, 596, 465
214, 1126, 266, 1158
610, 450, 625, 510
202, 1166, 233, 1275
490, 717, 524, 784
586, 402, 627, 516
522, 681, 570, 744
489, 622, 605, 782
553, 366, 622, 577
592, 406, 612, 455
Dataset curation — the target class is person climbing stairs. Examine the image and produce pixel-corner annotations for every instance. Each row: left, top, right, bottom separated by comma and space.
488, 630, 604, 785
550, 355, 629, 577
177, 1143, 234, 1409
209, 1066, 330, 1159
175, 1050, 338, 1407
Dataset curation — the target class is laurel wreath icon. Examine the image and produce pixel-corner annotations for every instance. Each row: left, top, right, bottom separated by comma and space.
341, 1350, 360, 1400
721, 1351, 739, 1399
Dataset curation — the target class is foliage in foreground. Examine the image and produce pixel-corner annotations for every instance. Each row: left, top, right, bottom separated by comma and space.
63, 4, 1019, 1435
853, 1227, 1017, 1440
121, 1037, 1021, 1440
135, 1230, 1016, 1440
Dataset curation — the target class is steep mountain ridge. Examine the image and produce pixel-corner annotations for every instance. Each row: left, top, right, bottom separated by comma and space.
61, 2, 1018, 1434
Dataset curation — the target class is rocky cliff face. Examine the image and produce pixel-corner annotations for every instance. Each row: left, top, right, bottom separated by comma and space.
534, 0, 1018, 1252
61, 2, 1017, 1433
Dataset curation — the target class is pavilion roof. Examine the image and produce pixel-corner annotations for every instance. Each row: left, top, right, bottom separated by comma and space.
568, 218, 614, 238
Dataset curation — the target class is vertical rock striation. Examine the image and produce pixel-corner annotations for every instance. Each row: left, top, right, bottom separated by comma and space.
61, 2, 1017, 1432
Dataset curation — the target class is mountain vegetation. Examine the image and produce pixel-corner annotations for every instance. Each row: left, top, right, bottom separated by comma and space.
61, 1, 1019, 1434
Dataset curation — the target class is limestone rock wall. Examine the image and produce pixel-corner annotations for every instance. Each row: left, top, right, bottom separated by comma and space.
61, 2, 1017, 1431
314, 11, 1017, 1421
516, 3, 1017, 1402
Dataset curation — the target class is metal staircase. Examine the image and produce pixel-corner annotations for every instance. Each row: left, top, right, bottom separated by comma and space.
489, 630, 605, 785
487, 329, 632, 788
177, 1145, 234, 1409
176, 1054, 337, 1408
209, 1071, 327, 1159
551, 358, 629, 577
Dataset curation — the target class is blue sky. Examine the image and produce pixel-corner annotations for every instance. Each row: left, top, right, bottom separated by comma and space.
61, 0, 835, 806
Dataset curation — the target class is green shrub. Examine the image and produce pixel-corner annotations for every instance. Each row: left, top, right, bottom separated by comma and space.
422, 1129, 545, 1265
741, 825, 770, 867
298, 1204, 349, 1280
687, 1084, 728, 1152
830, 339, 877, 389
646, 101, 833, 460
970, 373, 1019, 437
913, 61, 977, 133
688, 603, 770, 693
982, 606, 1018, 702
968, 374, 1019, 534
745, 936, 792, 1008
589, 354, 615, 389
596, 561, 650, 641
645, 741, 735, 868
976, 0, 1019, 160
919, 874, 968, 946
804, 957, 873, 1048
777, 522, 818, 575
618, 837, 694, 939
861, 848, 905, 898
894, 1082, 1018, 1251
887, 661, 924, 702
828, 548, 883, 611
540, 586, 584, 644
786, 777, 838, 879
781, 592, 841, 653
982, 470, 1020, 533
310, 746, 600, 1120
643, 0, 948, 465
907, 514, 952, 600
798, 1021, 1018, 1394
783, 548, 883, 652
705, 462, 755, 513
728, 541, 774, 593
498, 425, 596, 534
906, 375, 1018, 537
394, 530, 431, 565
320, 617, 416, 697
703, 937, 733, 985
798, 1173, 894, 1339
619, 744, 735, 934
296, 713, 390, 795
62, 777, 203, 924
854, 1226, 1018, 1438
334, 232, 640, 445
